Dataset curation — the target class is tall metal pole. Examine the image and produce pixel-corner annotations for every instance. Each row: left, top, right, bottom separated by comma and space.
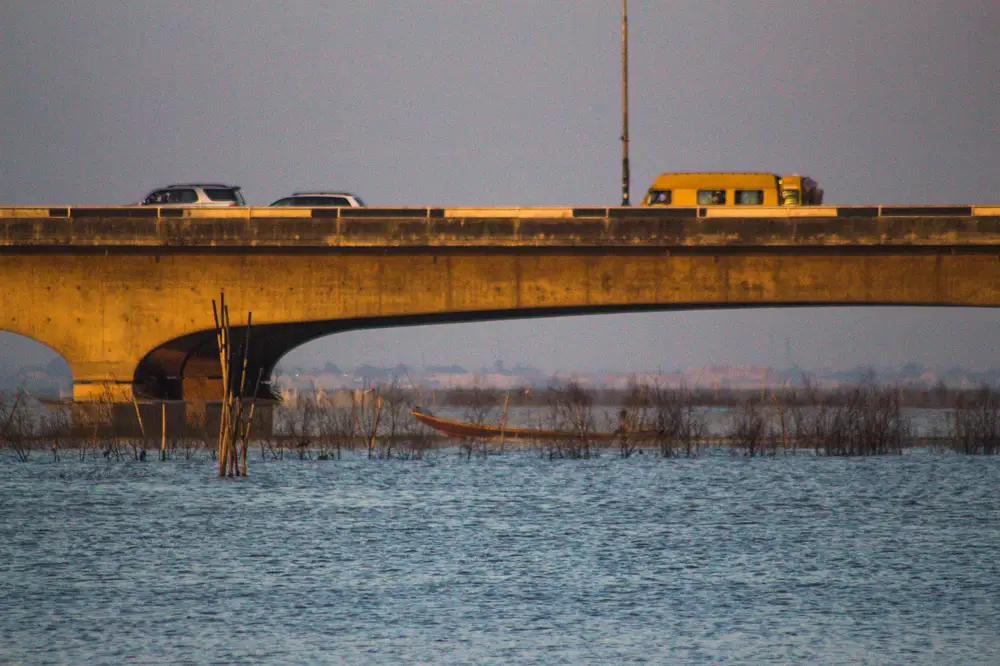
621, 0, 630, 206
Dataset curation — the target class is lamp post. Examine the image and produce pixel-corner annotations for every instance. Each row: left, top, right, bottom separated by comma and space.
621, 0, 630, 206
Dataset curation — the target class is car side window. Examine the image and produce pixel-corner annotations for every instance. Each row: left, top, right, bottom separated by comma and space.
144, 190, 169, 205
294, 197, 350, 206
205, 188, 238, 202
175, 189, 198, 204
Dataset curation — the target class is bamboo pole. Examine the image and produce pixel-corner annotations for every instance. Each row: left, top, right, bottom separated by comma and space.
233, 313, 252, 476
224, 304, 237, 477
213, 296, 228, 476
211, 291, 260, 478
241, 369, 263, 477
130, 393, 146, 439
160, 402, 167, 461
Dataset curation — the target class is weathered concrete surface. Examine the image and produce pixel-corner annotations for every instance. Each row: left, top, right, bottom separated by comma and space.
2, 206, 1000, 402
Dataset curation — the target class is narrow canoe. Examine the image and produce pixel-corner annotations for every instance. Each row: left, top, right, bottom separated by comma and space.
410, 409, 654, 442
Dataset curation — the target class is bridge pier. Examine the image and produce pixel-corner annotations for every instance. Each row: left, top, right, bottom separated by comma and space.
69, 360, 142, 403
72, 380, 135, 403
182, 377, 225, 402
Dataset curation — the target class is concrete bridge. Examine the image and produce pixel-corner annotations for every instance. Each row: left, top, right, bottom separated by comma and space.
2, 204, 1000, 403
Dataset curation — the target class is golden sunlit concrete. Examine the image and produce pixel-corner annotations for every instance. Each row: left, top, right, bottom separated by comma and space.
2, 206, 999, 402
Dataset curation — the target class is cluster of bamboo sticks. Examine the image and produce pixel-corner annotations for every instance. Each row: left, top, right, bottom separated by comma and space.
213, 292, 261, 477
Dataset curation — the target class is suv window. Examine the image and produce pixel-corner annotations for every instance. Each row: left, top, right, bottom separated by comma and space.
145, 189, 197, 204
204, 187, 242, 203
175, 189, 198, 204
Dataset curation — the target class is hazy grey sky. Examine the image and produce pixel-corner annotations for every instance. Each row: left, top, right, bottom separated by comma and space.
3, 1, 1000, 372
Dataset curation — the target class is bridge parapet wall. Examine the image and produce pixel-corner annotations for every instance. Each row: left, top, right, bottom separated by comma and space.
1, 206, 1000, 249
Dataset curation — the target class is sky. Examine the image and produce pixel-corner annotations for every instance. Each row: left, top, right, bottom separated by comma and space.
2, 1, 1000, 373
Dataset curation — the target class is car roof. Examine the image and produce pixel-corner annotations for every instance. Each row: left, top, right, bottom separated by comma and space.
162, 183, 241, 189
288, 192, 358, 197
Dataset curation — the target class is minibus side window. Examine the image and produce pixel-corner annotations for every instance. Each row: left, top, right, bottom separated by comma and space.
698, 190, 726, 205
735, 190, 763, 205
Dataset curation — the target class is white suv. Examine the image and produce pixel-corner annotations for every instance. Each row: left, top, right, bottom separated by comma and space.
139, 184, 246, 207
269, 192, 365, 207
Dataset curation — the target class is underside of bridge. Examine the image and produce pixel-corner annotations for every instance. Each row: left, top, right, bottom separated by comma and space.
131, 300, 994, 403
131, 305, 691, 402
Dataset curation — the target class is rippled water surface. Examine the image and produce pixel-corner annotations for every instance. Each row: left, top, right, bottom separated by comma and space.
2, 450, 998, 664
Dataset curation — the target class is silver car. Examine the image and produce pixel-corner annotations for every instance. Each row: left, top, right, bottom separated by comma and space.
269, 192, 365, 207
139, 184, 246, 207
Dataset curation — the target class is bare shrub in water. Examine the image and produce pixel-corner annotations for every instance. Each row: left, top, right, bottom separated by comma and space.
792, 371, 906, 456
946, 386, 1000, 454
395, 408, 436, 460
315, 397, 356, 461
1, 390, 33, 462
611, 378, 652, 459
649, 381, 705, 458
351, 382, 384, 460
182, 403, 212, 461
44, 405, 72, 462
374, 379, 413, 460
460, 383, 501, 460
70, 385, 130, 461
542, 381, 598, 459
727, 396, 781, 457
294, 393, 318, 460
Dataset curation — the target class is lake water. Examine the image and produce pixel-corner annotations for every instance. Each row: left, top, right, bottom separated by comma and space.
1, 449, 998, 664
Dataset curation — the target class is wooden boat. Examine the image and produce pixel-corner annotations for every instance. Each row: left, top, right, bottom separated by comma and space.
410, 409, 655, 442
